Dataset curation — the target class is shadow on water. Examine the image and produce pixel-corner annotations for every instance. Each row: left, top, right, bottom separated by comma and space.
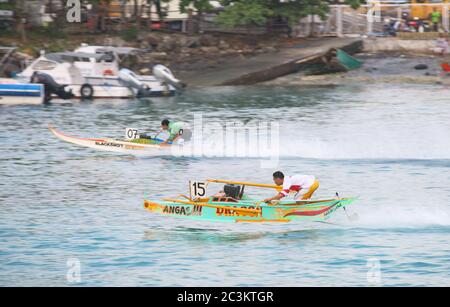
142, 225, 338, 244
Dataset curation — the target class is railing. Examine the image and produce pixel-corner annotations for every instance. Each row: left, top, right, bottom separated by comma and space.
198, 14, 269, 35
296, 3, 450, 37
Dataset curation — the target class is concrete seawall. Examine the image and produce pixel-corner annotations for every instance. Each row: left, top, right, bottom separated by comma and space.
180, 38, 363, 86
363, 37, 438, 54
222, 40, 363, 85
180, 37, 444, 87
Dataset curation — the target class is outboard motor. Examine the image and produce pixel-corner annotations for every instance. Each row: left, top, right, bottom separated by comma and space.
224, 184, 242, 199
153, 64, 187, 90
118, 68, 153, 98
30, 72, 74, 102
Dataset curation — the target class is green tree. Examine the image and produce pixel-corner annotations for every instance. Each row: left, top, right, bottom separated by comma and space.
179, 0, 214, 14
178, 0, 215, 34
215, 0, 362, 30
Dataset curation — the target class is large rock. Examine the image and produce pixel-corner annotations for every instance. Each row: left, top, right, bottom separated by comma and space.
100, 36, 127, 47
151, 52, 169, 60
199, 34, 219, 47
219, 40, 230, 50
139, 41, 150, 50
157, 36, 178, 52
180, 47, 191, 54
146, 34, 160, 48
139, 67, 152, 75
200, 46, 220, 53
184, 37, 201, 48
262, 46, 277, 53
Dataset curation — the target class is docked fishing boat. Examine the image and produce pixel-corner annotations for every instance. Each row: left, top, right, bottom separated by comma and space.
144, 179, 357, 223
17, 45, 185, 99
1, 47, 44, 105
0, 80, 45, 105
49, 125, 178, 156
1, 73, 73, 105
1, 47, 75, 104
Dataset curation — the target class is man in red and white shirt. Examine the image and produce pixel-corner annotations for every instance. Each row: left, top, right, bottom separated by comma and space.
263, 171, 320, 203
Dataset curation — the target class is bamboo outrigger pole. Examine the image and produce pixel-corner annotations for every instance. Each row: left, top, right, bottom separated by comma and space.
206, 179, 282, 191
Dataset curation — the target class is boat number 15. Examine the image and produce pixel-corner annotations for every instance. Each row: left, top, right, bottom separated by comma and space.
125, 128, 139, 140
190, 181, 207, 198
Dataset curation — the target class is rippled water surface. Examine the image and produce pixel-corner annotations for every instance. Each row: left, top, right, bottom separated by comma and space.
1, 84, 450, 286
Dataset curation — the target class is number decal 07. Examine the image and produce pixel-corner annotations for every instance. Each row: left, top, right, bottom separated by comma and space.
125, 128, 139, 140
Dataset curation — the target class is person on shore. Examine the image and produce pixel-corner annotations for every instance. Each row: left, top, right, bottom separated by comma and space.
158, 119, 192, 145
430, 8, 442, 32
263, 171, 319, 203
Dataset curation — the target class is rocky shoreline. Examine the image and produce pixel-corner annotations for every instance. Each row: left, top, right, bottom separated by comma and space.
2, 33, 449, 86
0, 31, 284, 78
264, 52, 450, 86
136, 32, 280, 70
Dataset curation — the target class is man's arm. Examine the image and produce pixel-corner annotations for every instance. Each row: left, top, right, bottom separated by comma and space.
263, 193, 284, 203
154, 129, 163, 138
171, 132, 181, 142
161, 132, 181, 145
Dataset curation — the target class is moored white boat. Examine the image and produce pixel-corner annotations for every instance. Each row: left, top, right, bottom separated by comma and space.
0, 79, 45, 105
17, 45, 183, 99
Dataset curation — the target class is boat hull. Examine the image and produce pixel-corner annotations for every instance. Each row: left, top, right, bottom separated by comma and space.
65, 79, 176, 99
0, 82, 45, 105
143, 198, 356, 223
49, 126, 176, 156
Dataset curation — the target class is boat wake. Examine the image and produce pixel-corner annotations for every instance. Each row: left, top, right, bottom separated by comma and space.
277, 131, 450, 160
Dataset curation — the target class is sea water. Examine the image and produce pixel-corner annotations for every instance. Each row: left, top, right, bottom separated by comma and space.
1, 83, 449, 286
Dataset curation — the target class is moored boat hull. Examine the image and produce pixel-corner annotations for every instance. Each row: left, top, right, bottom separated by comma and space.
0, 82, 45, 105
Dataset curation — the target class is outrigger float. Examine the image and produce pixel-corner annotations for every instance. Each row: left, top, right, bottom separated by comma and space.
144, 179, 356, 223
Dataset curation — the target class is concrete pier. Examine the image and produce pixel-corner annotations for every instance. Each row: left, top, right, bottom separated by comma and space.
179, 38, 363, 86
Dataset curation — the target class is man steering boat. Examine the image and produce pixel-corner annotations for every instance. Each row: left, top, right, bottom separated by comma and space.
263, 171, 319, 203
157, 119, 192, 145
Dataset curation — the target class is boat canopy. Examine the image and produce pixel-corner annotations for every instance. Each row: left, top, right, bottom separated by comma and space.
93, 47, 140, 55
45, 52, 112, 63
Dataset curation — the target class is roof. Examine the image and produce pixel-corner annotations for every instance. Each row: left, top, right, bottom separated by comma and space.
75, 45, 140, 55
44, 52, 110, 63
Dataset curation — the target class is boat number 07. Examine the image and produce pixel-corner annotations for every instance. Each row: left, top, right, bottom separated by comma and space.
125, 128, 139, 140
190, 181, 207, 198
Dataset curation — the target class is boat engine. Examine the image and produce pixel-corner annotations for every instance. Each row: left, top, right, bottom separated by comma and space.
153, 64, 186, 90
30, 72, 74, 102
224, 184, 242, 199
118, 68, 154, 98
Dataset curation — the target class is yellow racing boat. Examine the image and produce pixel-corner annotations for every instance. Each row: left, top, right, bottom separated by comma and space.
144, 179, 357, 223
